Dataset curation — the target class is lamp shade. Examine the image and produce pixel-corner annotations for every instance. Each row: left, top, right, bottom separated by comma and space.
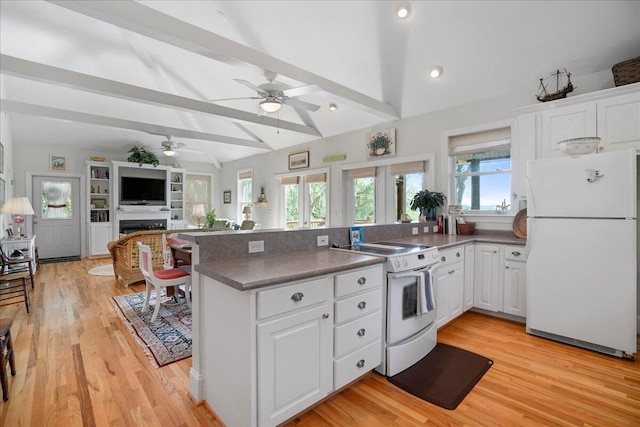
1, 197, 35, 215
242, 206, 252, 215
259, 98, 282, 113
192, 204, 206, 218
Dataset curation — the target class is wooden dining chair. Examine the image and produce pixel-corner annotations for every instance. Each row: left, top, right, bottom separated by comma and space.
0, 244, 35, 290
137, 242, 191, 322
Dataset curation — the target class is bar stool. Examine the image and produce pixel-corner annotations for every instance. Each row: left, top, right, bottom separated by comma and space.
0, 319, 16, 401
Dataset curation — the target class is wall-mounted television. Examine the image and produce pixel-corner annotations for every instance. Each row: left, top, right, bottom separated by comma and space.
120, 176, 166, 206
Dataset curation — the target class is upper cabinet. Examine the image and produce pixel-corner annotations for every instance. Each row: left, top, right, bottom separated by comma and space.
516, 83, 640, 160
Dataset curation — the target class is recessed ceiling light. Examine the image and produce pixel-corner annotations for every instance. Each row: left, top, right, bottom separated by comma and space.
429, 66, 444, 79
396, 3, 411, 19
329, 103, 337, 111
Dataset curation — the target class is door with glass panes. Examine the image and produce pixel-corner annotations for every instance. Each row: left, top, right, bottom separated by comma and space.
282, 173, 328, 228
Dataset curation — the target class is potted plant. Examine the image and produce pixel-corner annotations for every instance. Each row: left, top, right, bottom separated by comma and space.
205, 209, 217, 228
409, 189, 447, 221
127, 146, 159, 167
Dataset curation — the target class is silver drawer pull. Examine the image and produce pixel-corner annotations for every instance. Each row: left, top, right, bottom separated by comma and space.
441, 256, 446, 262
357, 328, 366, 337
291, 292, 304, 302
357, 277, 367, 285
511, 251, 521, 256
356, 359, 365, 368
357, 301, 367, 310
456, 252, 461, 257
322, 313, 330, 319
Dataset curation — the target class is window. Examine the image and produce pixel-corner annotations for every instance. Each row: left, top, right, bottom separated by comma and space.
280, 171, 328, 228
42, 181, 72, 219
390, 161, 425, 222
238, 170, 252, 221
349, 167, 376, 224
449, 127, 511, 212
185, 174, 212, 225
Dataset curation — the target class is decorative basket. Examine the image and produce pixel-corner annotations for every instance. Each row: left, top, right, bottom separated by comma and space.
457, 222, 476, 235
612, 56, 640, 87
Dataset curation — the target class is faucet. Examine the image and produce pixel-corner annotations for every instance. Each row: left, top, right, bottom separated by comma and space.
495, 199, 510, 214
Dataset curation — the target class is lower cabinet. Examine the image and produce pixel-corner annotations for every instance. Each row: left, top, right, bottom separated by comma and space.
434, 247, 465, 329
463, 245, 475, 311
502, 245, 527, 317
88, 223, 112, 256
473, 244, 502, 312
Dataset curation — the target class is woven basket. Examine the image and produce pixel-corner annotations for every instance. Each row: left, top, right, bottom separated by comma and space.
457, 222, 476, 235
612, 56, 640, 86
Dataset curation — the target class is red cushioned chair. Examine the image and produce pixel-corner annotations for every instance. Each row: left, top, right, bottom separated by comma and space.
137, 241, 191, 322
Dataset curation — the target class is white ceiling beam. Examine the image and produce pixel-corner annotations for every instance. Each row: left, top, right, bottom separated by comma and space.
0, 99, 272, 151
0, 54, 320, 138
49, 0, 399, 121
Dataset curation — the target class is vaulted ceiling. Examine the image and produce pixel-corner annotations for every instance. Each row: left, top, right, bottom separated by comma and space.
1, 1, 639, 167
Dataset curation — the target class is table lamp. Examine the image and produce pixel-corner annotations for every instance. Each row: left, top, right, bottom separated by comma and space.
242, 205, 252, 220
192, 204, 206, 228
1, 196, 35, 238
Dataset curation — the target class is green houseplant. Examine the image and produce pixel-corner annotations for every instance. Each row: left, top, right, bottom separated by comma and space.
409, 189, 447, 221
127, 146, 159, 167
205, 209, 217, 228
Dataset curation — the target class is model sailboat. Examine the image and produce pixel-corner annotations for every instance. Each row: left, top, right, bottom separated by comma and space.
536, 69, 574, 102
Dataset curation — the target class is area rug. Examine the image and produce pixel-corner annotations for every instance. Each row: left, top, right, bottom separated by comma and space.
388, 343, 493, 410
110, 291, 192, 368
88, 264, 114, 276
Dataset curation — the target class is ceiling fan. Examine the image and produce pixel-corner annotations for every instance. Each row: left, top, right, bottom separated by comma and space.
211, 71, 322, 113
157, 136, 202, 157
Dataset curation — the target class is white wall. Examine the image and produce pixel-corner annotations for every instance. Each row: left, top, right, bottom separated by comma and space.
0, 76, 15, 236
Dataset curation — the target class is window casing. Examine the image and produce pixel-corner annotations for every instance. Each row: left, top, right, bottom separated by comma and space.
238, 170, 252, 221
449, 127, 511, 213
280, 171, 328, 228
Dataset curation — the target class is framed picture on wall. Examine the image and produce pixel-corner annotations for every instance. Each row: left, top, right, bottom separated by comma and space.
288, 151, 309, 170
50, 154, 67, 172
223, 190, 232, 204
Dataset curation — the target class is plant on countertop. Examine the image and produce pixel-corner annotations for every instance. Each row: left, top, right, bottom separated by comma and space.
205, 209, 217, 228
127, 146, 159, 167
410, 189, 447, 220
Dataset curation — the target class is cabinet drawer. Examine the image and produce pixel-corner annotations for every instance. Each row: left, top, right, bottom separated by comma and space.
257, 277, 331, 320
334, 288, 382, 324
335, 265, 383, 298
334, 340, 382, 390
438, 247, 465, 267
334, 311, 382, 358
504, 245, 527, 261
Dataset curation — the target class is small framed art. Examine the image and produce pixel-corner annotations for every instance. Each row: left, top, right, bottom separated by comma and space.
223, 190, 232, 204
50, 155, 67, 172
288, 151, 309, 170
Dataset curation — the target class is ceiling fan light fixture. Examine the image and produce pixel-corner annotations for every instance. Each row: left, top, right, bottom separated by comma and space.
260, 98, 282, 113
396, 3, 411, 19
163, 147, 176, 156
429, 66, 444, 78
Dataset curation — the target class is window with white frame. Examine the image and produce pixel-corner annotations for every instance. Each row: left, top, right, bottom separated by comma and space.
449, 127, 511, 212
185, 173, 212, 226
280, 171, 328, 228
390, 161, 425, 221
349, 167, 376, 224
238, 170, 252, 222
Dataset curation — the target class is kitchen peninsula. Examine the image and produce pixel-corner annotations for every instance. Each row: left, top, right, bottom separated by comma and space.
179, 224, 525, 427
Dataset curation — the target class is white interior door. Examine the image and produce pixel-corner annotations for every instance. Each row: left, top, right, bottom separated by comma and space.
32, 175, 81, 259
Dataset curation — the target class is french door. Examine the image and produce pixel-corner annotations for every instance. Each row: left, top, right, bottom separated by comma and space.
282, 172, 328, 229
31, 175, 81, 259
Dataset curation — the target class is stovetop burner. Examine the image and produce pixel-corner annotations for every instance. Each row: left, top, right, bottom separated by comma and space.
332, 241, 439, 272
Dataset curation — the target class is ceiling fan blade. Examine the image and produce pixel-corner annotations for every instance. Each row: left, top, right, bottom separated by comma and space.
282, 84, 322, 98
234, 79, 267, 95
178, 148, 203, 154
285, 98, 321, 112
210, 96, 261, 102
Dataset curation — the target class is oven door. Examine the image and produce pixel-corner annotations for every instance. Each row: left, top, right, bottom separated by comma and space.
387, 265, 438, 345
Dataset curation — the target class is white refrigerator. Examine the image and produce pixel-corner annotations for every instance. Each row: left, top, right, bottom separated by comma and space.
526, 149, 637, 358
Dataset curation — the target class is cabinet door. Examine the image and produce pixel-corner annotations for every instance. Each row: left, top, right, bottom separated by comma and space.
434, 267, 450, 329
89, 224, 112, 256
503, 260, 527, 317
463, 245, 475, 311
449, 262, 464, 320
597, 92, 640, 151
541, 102, 597, 158
257, 303, 332, 427
474, 244, 501, 312
434, 261, 464, 329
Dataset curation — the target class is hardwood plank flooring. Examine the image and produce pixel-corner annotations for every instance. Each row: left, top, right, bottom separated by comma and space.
1, 258, 639, 426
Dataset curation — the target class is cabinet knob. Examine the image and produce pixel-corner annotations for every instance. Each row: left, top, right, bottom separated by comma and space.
449, 270, 454, 274
441, 256, 446, 262
356, 359, 365, 368
456, 252, 461, 257
505, 266, 510, 269
493, 250, 497, 254
357, 277, 367, 285
357, 301, 367, 310
511, 251, 521, 256
291, 292, 304, 302
357, 328, 366, 337
322, 313, 330, 319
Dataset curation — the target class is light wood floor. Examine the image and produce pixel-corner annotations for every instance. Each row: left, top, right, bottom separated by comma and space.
1, 258, 639, 426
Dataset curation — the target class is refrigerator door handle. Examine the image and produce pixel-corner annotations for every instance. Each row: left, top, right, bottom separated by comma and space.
525, 176, 535, 258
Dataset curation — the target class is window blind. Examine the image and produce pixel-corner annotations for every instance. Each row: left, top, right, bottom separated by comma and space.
305, 172, 327, 184
449, 127, 511, 156
280, 176, 300, 185
238, 171, 252, 180
389, 161, 425, 175
347, 167, 377, 179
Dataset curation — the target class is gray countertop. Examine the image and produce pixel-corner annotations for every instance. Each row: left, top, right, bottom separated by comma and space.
195, 230, 525, 291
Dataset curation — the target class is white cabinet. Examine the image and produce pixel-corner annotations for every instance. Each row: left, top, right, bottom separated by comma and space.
502, 245, 527, 317
257, 277, 333, 427
463, 245, 475, 311
434, 247, 465, 329
333, 265, 383, 390
596, 91, 640, 152
89, 223, 112, 256
473, 244, 502, 312
542, 103, 597, 157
